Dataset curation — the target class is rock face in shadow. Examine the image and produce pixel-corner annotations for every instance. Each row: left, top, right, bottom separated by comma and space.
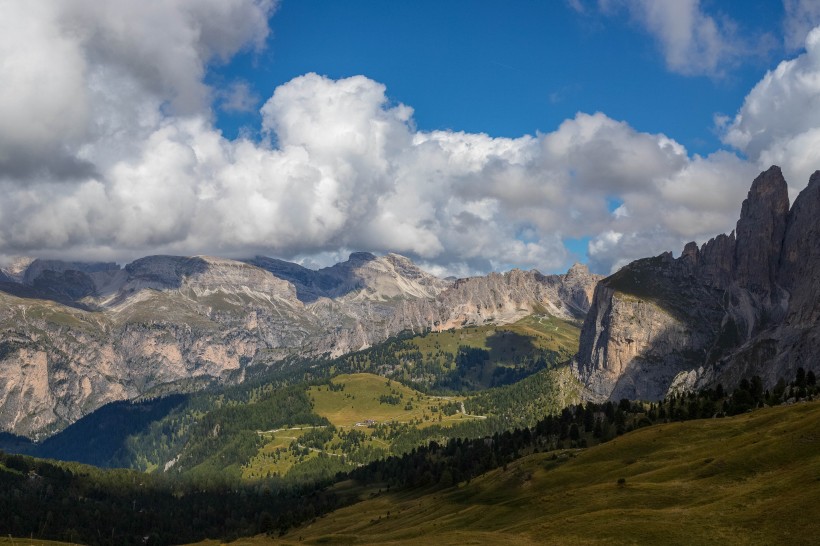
575, 166, 820, 401
0, 251, 601, 438
779, 171, 820, 325
734, 167, 790, 295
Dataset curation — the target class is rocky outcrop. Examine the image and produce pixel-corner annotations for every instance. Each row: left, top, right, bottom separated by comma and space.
0, 253, 600, 437
576, 254, 727, 401
575, 166, 820, 401
431, 264, 598, 331
304, 261, 601, 355
0, 257, 36, 283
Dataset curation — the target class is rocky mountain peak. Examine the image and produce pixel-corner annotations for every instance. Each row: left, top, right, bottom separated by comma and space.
124, 255, 208, 289
121, 255, 299, 304
811, 169, 820, 188
346, 251, 377, 263
324, 252, 449, 301
563, 263, 597, 288
559, 263, 599, 314
733, 165, 790, 294
566, 262, 590, 276
574, 165, 820, 402
696, 232, 736, 289
23, 259, 120, 284
6, 259, 122, 302
680, 241, 699, 266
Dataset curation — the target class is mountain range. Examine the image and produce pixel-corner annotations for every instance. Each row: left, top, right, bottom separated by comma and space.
0, 250, 600, 438
1, 164, 818, 442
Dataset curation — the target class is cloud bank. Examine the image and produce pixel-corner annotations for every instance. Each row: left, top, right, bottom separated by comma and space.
1, 1, 819, 275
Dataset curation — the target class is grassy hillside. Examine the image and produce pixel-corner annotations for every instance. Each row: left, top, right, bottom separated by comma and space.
1, 311, 576, 475
243, 373, 486, 480
464, 365, 581, 427
308, 373, 467, 426
252, 400, 820, 545
411, 314, 580, 357
0, 312, 581, 492
238, 316, 584, 483
336, 314, 581, 392
7, 384, 818, 545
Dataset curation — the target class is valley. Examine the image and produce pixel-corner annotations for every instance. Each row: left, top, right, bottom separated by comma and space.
4, 388, 819, 545
0, 312, 582, 485
241, 372, 483, 480
0, 253, 598, 439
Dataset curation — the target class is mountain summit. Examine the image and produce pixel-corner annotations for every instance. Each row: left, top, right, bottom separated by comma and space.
574, 166, 820, 400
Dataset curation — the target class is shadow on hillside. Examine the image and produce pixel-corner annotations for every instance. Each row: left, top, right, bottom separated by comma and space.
580, 309, 745, 402
248, 252, 378, 303
0, 281, 97, 311
484, 330, 539, 361
0, 256, 215, 310
26, 394, 189, 467
123, 255, 210, 289
578, 254, 748, 400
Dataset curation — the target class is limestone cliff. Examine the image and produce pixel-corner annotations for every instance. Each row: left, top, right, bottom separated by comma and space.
575, 166, 820, 401
431, 264, 598, 331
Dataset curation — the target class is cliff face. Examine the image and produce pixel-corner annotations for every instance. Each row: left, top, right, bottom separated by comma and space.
575, 166, 820, 401
0, 253, 600, 438
779, 171, 820, 325
576, 255, 727, 401
430, 264, 599, 330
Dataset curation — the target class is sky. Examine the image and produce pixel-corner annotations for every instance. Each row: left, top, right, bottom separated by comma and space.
1, 0, 820, 276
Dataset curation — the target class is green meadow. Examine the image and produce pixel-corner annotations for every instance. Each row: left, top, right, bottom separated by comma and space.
194, 400, 820, 545
242, 373, 482, 480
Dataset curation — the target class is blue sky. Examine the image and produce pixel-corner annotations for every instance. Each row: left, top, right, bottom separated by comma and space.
2, 0, 820, 276
216, 1, 781, 151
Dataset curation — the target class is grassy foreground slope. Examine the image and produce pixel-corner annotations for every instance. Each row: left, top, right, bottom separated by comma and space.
247, 400, 820, 545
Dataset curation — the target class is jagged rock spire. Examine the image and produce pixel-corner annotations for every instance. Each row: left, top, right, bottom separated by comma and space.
734, 165, 790, 294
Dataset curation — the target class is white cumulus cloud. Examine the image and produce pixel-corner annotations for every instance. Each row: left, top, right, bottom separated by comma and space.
721, 25, 820, 190
581, 0, 770, 77
1, 0, 813, 277
627, 0, 738, 76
